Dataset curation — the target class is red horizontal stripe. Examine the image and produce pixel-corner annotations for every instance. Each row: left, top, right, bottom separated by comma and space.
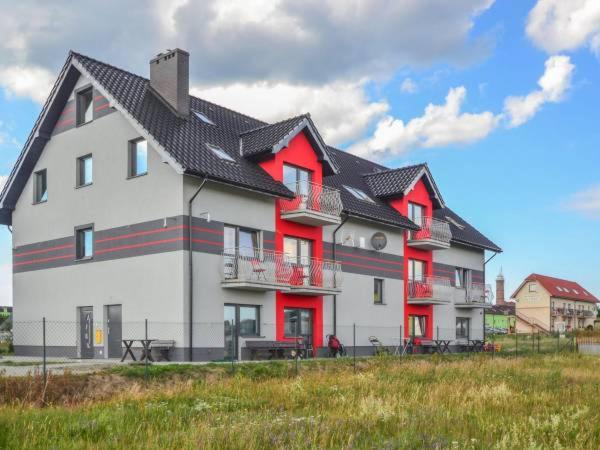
95, 225, 185, 244
14, 243, 74, 258
191, 238, 223, 247
94, 95, 105, 101
95, 237, 184, 255
94, 103, 110, 112
190, 225, 223, 235
60, 106, 75, 116
56, 117, 75, 127
14, 253, 74, 267
324, 249, 403, 267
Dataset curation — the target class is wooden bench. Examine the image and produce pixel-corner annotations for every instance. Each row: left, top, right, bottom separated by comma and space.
150, 340, 175, 361
244, 340, 302, 360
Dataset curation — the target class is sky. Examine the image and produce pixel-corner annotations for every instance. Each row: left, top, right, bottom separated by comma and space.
0, 0, 599, 305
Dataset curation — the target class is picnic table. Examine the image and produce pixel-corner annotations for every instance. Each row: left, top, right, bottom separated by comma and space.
245, 339, 308, 360
417, 339, 452, 354
121, 339, 156, 362
467, 339, 485, 352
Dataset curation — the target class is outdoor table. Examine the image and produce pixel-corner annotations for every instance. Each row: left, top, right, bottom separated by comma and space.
432, 339, 452, 354
468, 339, 485, 352
120, 339, 156, 362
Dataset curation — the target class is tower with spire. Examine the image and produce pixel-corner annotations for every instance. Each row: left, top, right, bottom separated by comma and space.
496, 267, 505, 305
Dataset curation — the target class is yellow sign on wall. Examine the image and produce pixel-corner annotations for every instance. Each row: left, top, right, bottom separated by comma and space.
95, 328, 103, 345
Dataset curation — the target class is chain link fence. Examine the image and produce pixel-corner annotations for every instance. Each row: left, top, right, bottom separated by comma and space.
0, 319, 579, 386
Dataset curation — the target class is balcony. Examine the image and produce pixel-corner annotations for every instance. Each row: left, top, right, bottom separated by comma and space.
407, 216, 452, 250
407, 276, 453, 305
454, 283, 492, 308
280, 181, 343, 226
221, 247, 342, 295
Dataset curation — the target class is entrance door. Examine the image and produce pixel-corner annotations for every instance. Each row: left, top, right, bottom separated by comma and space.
284, 308, 313, 351
78, 306, 94, 359
106, 305, 122, 358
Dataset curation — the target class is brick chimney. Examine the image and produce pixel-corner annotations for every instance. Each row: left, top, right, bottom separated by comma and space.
149, 49, 189, 118
496, 267, 505, 305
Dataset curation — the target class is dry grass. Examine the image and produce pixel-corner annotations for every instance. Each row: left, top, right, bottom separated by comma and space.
1, 354, 600, 449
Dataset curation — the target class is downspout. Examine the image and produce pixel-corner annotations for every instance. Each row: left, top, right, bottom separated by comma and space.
331, 214, 348, 336
188, 178, 207, 362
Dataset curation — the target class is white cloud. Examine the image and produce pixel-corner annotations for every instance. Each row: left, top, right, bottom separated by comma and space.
0, 65, 55, 104
503, 55, 574, 127
400, 78, 418, 94
564, 184, 600, 219
348, 86, 499, 159
0, 263, 11, 307
195, 80, 388, 145
526, 0, 600, 54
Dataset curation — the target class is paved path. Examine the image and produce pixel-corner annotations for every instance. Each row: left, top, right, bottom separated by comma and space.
0, 356, 119, 377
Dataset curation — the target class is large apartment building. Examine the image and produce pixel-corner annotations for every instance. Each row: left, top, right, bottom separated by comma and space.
513, 274, 598, 333
0, 49, 501, 360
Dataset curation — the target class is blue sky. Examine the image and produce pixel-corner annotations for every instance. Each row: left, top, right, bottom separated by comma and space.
0, 0, 598, 304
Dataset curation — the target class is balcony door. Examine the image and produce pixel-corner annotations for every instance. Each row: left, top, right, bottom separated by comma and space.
408, 259, 428, 298
284, 236, 312, 286
408, 259, 426, 282
284, 308, 313, 351
408, 202, 425, 224
223, 225, 260, 279
284, 164, 312, 208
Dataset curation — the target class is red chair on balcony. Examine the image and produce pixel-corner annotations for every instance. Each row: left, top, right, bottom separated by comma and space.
250, 258, 267, 281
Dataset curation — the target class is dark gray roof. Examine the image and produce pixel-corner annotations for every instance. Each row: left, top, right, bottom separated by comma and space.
325, 148, 419, 230
72, 52, 294, 199
434, 207, 502, 252
363, 164, 425, 197
241, 114, 308, 157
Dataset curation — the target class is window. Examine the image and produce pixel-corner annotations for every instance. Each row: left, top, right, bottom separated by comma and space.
34, 169, 47, 203
206, 143, 235, 162
408, 259, 426, 282
283, 164, 312, 195
77, 154, 93, 187
76, 226, 93, 259
76, 87, 94, 125
238, 306, 260, 336
193, 110, 215, 125
374, 278, 384, 304
409, 315, 427, 338
129, 139, 148, 177
455, 268, 471, 288
343, 185, 375, 203
284, 236, 312, 264
223, 225, 260, 253
456, 318, 470, 339
284, 308, 313, 339
408, 202, 425, 224
529, 283, 537, 292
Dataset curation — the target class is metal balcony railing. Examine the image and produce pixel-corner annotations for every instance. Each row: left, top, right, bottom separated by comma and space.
280, 181, 343, 218
285, 255, 343, 290
222, 247, 343, 290
465, 283, 490, 304
407, 276, 453, 303
409, 216, 452, 245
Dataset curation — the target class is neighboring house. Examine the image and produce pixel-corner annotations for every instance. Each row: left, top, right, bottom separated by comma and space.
485, 304, 515, 333
0, 49, 501, 360
0, 306, 12, 326
513, 274, 599, 333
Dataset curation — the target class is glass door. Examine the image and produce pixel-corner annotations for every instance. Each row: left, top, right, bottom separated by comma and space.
284, 164, 312, 209
284, 236, 312, 286
284, 308, 313, 354
224, 305, 236, 361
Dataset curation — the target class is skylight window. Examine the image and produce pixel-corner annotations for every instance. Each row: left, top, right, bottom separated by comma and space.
206, 143, 235, 162
562, 287, 570, 293
556, 287, 562, 292
445, 216, 465, 230
193, 110, 215, 125
343, 185, 375, 203
573, 289, 579, 294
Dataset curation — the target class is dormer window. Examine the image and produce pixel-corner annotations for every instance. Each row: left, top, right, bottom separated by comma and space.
76, 87, 94, 126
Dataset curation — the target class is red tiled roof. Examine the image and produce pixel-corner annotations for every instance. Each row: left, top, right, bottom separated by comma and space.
517, 274, 599, 303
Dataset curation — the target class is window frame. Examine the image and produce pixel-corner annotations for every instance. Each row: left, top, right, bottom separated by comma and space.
224, 303, 261, 338
75, 86, 94, 126
408, 258, 426, 282
456, 317, 470, 339
529, 283, 537, 292
408, 315, 427, 338
408, 202, 425, 223
76, 154, 93, 188
223, 225, 261, 252
373, 278, 384, 305
454, 267, 471, 289
128, 138, 148, 178
283, 307, 313, 338
33, 169, 48, 204
283, 235, 312, 264
75, 224, 94, 261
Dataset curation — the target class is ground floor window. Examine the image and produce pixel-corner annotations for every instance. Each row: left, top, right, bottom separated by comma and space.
284, 308, 313, 339
456, 317, 470, 339
224, 304, 260, 361
409, 315, 427, 338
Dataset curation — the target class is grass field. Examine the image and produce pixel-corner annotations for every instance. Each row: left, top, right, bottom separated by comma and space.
1, 353, 599, 449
